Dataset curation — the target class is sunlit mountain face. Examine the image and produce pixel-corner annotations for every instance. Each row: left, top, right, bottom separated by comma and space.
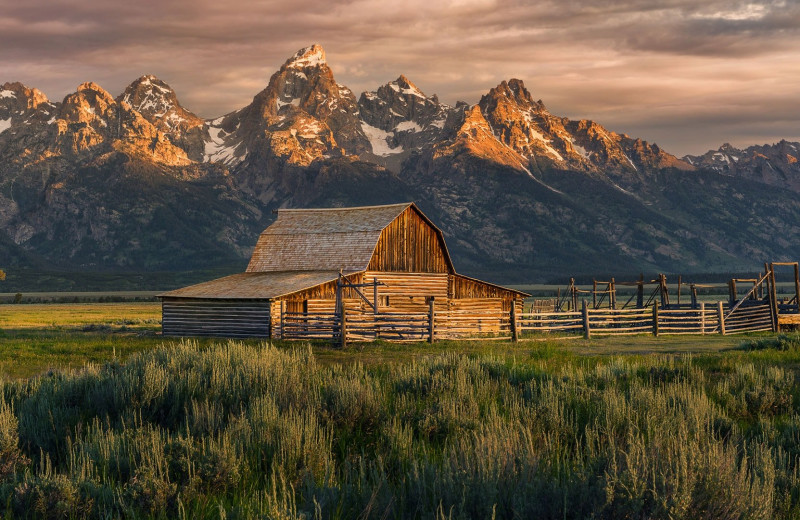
1, 45, 799, 284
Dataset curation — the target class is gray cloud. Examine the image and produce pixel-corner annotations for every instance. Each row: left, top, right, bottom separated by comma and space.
1, 0, 798, 155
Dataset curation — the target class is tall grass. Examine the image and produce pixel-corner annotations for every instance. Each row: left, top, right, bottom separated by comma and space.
0, 339, 799, 518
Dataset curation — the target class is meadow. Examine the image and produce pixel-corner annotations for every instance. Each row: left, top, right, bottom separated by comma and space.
1, 303, 800, 518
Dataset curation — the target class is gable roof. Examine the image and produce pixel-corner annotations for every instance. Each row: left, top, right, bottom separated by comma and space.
246, 202, 454, 273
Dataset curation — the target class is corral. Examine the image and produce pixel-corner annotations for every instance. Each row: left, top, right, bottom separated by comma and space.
525, 262, 800, 338
159, 203, 527, 341
160, 202, 800, 342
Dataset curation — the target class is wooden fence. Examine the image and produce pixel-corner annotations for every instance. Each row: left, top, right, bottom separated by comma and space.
518, 300, 773, 338
278, 298, 774, 343
281, 307, 510, 343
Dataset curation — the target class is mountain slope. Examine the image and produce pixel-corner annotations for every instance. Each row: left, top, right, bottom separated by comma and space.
1, 44, 798, 286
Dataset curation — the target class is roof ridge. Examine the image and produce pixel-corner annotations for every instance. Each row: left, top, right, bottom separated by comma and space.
263, 229, 382, 235
277, 202, 412, 212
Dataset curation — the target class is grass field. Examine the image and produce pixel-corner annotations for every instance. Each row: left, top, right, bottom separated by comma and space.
2, 302, 800, 518
0, 301, 762, 379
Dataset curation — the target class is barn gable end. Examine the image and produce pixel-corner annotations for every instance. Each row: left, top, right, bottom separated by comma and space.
367, 206, 453, 273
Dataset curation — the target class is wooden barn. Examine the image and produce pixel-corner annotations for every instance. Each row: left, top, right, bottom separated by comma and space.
159, 203, 527, 340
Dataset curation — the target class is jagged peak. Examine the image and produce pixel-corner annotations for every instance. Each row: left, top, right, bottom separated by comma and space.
118, 74, 202, 131
120, 75, 177, 104
77, 81, 107, 93
1, 82, 50, 107
73, 82, 115, 105
391, 75, 425, 98
128, 74, 172, 90
460, 104, 491, 130
285, 44, 327, 69
1, 82, 26, 96
488, 78, 540, 109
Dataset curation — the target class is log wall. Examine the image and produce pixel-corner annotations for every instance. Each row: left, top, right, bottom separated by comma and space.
449, 274, 523, 314
162, 298, 271, 338
364, 271, 449, 312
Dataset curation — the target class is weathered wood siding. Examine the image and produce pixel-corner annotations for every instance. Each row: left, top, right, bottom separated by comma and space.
365, 271, 449, 312
368, 207, 451, 273
269, 274, 366, 338
162, 298, 271, 338
438, 298, 507, 336
280, 273, 365, 302
449, 274, 523, 313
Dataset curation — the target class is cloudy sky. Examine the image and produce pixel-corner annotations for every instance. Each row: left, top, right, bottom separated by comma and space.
2, 0, 798, 155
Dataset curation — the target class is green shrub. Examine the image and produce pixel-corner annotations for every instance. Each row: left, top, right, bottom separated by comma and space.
0, 399, 29, 481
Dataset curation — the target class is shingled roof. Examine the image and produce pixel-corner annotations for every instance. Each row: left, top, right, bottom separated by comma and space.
159, 270, 352, 299
159, 202, 528, 301
246, 203, 438, 273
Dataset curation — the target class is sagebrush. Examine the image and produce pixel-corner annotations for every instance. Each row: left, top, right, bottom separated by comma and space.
1, 338, 799, 518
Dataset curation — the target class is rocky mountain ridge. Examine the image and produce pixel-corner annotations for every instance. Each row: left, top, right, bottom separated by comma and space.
683, 141, 800, 193
1, 44, 798, 284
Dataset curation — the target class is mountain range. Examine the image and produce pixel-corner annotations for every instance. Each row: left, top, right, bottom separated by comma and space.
1, 44, 799, 288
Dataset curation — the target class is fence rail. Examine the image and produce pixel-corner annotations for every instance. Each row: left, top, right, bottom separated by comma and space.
278, 299, 777, 343
518, 301, 772, 338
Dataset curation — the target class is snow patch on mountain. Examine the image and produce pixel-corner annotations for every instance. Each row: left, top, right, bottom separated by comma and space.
521, 112, 563, 160
389, 82, 425, 99
204, 119, 243, 165
395, 121, 422, 133
572, 141, 590, 159
0, 118, 11, 133
0, 90, 16, 99
361, 121, 403, 156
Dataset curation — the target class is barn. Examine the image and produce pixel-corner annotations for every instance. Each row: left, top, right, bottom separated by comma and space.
159, 203, 527, 340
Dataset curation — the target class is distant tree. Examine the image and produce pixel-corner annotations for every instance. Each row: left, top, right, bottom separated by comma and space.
0, 269, 5, 281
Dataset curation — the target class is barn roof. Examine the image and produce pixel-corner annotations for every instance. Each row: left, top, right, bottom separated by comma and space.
246, 202, 453, 273
159, 203, 527, 301
159, 270, 354, 300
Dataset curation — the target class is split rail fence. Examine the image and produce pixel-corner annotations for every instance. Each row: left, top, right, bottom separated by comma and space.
279, 299, 774, 344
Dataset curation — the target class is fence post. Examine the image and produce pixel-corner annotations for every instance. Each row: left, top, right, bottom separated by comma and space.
794, 263, 800, 311
768, 264, 780, 332
511, 301, 519, 342
610, 278, 616, 309
652, 302, 659, 337
717, 301, 726, 335
637, 273, 644, 308
341, 306, 348, 348
582, 300, 591, 339
428, 297, 435, 343
700, 302, 706, 335
280, 300, 285, 340
571, 278, 578, 311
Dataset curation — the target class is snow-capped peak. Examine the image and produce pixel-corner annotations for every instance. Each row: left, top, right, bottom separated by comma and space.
390, 75, 426, 99
286, 44, 327, 69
